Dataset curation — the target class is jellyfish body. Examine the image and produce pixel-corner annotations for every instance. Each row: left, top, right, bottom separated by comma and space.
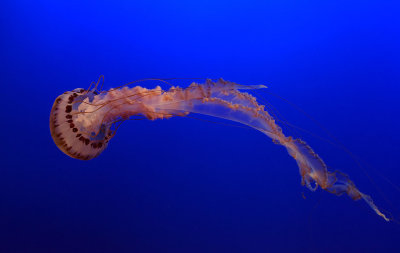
50, 78, 389, 221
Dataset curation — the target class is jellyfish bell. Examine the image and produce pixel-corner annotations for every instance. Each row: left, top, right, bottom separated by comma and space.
50, 88, 112, 160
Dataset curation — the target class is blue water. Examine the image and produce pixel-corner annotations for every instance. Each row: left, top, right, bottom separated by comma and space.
1, 0, 400, 252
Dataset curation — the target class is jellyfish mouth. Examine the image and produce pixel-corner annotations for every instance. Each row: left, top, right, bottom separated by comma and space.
49, 90, 109, 160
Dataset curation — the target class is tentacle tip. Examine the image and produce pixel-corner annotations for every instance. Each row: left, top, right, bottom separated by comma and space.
377, 212, 391, 222
373, 208, 391, 222
360, 192, 391, 222
235, 84, 268, 90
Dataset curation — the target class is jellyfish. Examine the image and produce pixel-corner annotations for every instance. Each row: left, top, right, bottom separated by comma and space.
50, 77, 389, 221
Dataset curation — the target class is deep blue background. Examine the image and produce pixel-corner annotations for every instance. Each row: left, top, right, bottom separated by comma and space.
1, 0, 400, 252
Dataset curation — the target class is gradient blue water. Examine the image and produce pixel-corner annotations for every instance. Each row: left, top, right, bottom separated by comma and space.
1, 1, 400, 252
